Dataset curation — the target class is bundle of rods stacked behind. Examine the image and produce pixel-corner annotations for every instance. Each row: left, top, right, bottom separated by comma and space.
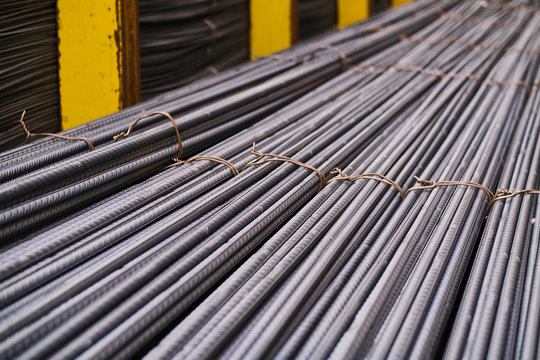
1, 1, 540, 359
0, 0, 60, 151
299, 0, 337, 40
139, 0, 250, 99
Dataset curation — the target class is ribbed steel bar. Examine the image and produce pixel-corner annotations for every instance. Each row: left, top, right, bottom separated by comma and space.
75, 4, 520, 358
0, 8, 471, 354
444, 50, 540, 360
2, 2, 538, 359
0, 42, 427, 358
326, 12, 536, 360
139, 4, 539, 359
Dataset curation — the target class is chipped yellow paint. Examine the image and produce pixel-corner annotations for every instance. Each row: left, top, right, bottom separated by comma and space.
337, 0, 370, 28
250, 0, 296, 59
58, 0, 122, 130
392, 0, 413, 8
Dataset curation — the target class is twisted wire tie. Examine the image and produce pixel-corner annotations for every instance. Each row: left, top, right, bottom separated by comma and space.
400, 33, 478, 51
167, 156, 239, 176
266, 54, 299, 62
351, 64, 481, 83
484, 79, 531, 95
327, 168, 405, 200
404, 176, 540, 214
262, 46, 350, 68
391, 64, 482, 83
203, 19, 218, 41
19, 111, 94, 150
304, 45, 351, 70
488, 188, 540, 209
404, 176, 495, 200
242, 143, 326, 192
363, 23, 406, 37
207, 66, 219, 75
353, 63, 532, 93
250, 50, 303, 64
113, 111, 183, 162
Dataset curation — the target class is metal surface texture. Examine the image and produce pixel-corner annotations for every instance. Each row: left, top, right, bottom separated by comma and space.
1, 1, 539, 359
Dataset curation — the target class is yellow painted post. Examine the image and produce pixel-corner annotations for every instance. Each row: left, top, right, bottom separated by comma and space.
392, 0, 413, 8
337, 0, 370, 28
57, 0, 140, 130
250, 0, 298, 59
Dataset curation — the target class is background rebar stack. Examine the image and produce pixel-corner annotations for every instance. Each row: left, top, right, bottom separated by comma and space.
139, 0, 250, 99
299, 0, 337, 40
0, 0, 60, 151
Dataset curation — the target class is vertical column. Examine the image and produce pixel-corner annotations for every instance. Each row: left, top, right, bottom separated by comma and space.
392, 0, 413, 8
57, 0, 140, 130
337, 0, 370, 28
250, 0, 298, 59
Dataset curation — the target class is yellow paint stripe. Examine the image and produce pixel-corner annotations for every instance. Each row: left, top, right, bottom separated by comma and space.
337, 0, 370, 29
250, 0, 296, 59
392, 0, 413, 8
58, 0, 122, 130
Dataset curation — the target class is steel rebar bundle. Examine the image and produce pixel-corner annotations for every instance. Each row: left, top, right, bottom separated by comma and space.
444, 64, 540, 360
0, 1, 459, 357
1, 1, 539, 360
0, 0, 444, 242
145, 4, 540, 360
0, 23, 438, 357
